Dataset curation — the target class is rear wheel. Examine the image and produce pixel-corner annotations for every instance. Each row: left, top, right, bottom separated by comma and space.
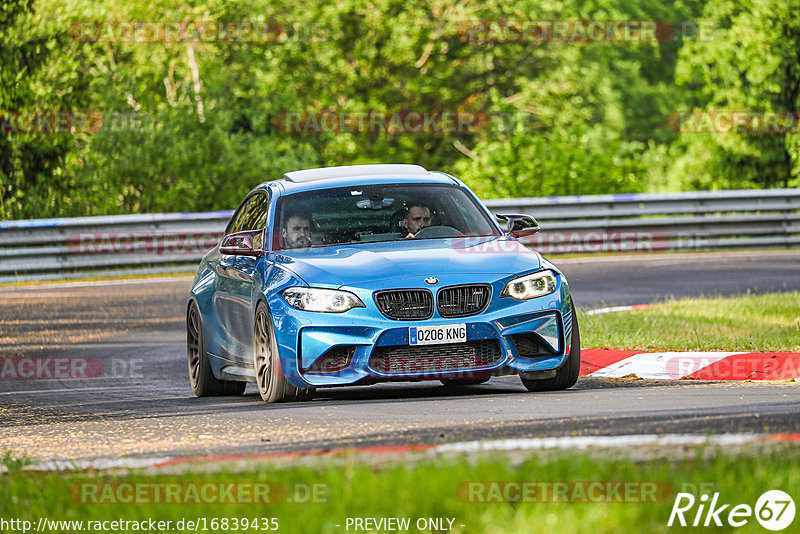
254, 302, 315, 403
187, 301, 246, 397
520, 300, 581, 392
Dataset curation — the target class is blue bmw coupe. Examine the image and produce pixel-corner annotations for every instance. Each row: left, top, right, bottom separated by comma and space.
187, 164, 579, 402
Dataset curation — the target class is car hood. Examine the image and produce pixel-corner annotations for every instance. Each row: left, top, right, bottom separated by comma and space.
270, 236, 542, 287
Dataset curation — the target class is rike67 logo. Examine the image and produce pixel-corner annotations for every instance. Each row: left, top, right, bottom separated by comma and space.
668, 490, 795, 530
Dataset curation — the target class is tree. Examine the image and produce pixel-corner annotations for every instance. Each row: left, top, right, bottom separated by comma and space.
671, 0, 800, 189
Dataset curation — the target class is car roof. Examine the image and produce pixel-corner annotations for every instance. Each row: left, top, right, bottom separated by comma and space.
284, 164, 429, 183
251, 165, 460, 196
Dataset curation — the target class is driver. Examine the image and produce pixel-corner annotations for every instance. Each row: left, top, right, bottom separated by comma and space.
402, 201, 432, 238
282, 209, 313, 249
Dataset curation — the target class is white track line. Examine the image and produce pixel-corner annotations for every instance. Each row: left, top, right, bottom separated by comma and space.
434, 433, 764, 453
584, 305, 640, 316
31, 457, 174, 471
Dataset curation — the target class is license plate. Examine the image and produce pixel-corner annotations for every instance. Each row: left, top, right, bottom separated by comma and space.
409, 323, 467, 346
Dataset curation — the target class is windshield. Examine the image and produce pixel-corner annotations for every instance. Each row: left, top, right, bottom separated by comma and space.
274, 184, 501, 250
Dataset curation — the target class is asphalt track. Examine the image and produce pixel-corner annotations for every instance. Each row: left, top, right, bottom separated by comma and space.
1, 250, 798, 463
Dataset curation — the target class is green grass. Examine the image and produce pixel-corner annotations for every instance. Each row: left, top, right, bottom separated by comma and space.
2, 447, 799, 533
580, 291, 800, 352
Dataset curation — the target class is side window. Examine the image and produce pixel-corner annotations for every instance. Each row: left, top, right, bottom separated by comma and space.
226, 196, 254, 235
242, 193, 269, 231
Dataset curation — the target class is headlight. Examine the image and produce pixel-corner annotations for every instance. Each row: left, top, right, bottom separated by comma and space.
501, 270, 557, 300
282, 287, 366, 313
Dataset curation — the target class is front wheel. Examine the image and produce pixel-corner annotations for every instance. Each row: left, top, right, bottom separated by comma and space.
187, 301, 246, 397
254, 302, 315, 403
520, 300, 580, 392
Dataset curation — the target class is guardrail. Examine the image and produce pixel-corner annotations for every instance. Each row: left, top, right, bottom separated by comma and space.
1, 188, 798, 281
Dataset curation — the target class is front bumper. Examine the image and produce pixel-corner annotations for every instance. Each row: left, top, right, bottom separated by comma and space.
267, 273, 573, 387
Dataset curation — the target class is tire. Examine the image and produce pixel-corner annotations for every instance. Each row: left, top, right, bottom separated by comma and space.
187, 301, 246, 397
440, 378, 490, 387
520, 300, 581, 392
254, 302, 315, 403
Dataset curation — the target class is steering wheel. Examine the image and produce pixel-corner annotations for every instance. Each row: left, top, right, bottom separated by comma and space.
413, 225, 464, 238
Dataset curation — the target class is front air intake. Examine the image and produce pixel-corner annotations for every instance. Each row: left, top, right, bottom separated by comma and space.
306, 346, 356, 373
369, 340, 502, 375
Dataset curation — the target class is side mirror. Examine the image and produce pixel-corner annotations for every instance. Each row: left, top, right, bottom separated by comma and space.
496, 213, 540, 238
219, 230, 264, 257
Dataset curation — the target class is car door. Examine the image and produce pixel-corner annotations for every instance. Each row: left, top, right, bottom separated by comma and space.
217, 192, 270, 363
214, 194, 256, 360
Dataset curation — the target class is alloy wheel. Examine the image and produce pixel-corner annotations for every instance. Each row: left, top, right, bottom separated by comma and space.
187, 304, 202, 388
255, 309, 272, 394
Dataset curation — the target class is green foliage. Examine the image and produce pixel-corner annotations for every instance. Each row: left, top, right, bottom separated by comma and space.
0, 0, 796, 219
670, 0, 800, 190
2, 450, 32, 473
0, 0, 89, 219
